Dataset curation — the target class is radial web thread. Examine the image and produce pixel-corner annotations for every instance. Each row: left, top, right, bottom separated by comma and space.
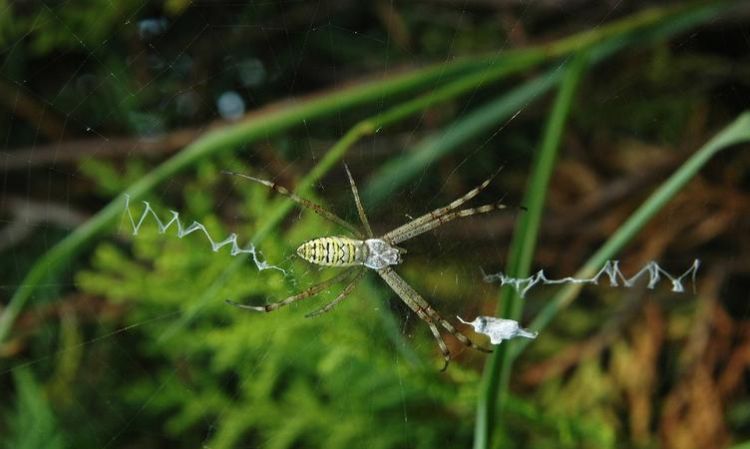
483, 259, 700, 298
123, 195, 284, 273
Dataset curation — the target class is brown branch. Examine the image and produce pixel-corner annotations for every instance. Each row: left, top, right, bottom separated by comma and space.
0, 293, 127, 359
519, 284, 647, 386
0, 196, 89, 251
0, 127, 203, 171
0, 78, 68, 141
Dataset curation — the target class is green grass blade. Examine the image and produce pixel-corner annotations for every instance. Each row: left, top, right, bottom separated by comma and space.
728, 441, 750, 449
362, 70, 562, 208
6, 367, 65, 449
511, 110, 750, 358
472, 52, 589, 449
361, 2, 731, 209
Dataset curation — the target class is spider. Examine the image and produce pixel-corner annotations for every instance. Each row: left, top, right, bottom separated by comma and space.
224, 165, 506, 370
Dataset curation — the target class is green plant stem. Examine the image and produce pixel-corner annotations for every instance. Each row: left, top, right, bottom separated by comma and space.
510, 111, 750, 358
473, 52, 588, 449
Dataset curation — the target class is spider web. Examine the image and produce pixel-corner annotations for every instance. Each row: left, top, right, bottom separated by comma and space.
2, 2, 745, 449
1, 3, 519, 448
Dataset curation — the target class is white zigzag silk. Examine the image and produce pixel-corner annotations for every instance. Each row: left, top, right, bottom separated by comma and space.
123, 195, 284, 273
483, 259, 700, 298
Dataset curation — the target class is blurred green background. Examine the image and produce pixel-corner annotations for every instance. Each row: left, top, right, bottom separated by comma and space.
1, 1, 750, 448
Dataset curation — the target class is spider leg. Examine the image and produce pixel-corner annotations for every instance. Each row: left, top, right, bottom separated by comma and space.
382, 167, 504, 244
384, 200, 506, 245
222, 170, 363, 238
344, 164, 374, 238
226, 269, 354, 312
430, 309, 492, 353
305, 268, 365, 318
379, 269, 451, 370
377, 267, 489, 369
423, 313, 451, 371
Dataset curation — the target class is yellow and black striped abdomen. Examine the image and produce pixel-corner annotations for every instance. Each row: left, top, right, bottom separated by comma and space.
296, 237, 365, 267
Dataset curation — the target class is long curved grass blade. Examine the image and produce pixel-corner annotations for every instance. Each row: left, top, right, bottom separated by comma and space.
361, 2, 733, 209
473, 51, 589, 449
511, 110, 750, 358
362, 70, 562, 208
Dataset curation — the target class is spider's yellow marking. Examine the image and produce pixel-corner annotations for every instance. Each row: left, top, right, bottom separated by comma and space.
297, 237, 364, 267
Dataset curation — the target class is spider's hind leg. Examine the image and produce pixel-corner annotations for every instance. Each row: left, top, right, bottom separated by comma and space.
410, 305, 451, 371
226, 269, 353, 312
430, 310, 493, 354
425, 317, 451, 372
377, 267, 490, 370
305, 269, 365, 318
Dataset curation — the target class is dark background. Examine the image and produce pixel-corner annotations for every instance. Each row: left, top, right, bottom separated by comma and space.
1, 1, 749, 448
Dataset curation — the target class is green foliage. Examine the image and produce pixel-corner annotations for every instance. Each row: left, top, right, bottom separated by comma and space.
4, 367, 65, 449
73, 159, 481, 448
1, 0, 146, 54
3, 3, 748, 449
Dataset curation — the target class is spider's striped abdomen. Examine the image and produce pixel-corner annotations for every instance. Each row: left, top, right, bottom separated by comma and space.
296, 237, 366, 267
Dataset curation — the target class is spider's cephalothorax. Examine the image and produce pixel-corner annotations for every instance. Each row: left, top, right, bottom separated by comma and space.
225, 165, 505, 370
296, 237, 402, 269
